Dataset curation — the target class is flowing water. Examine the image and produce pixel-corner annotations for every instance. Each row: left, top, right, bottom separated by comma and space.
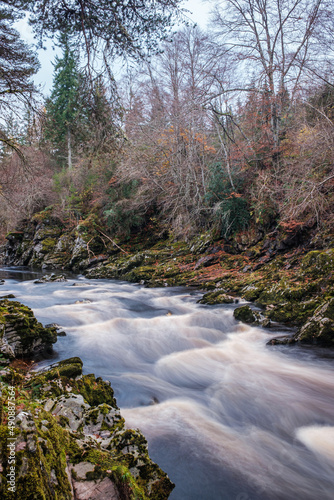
1, 267, 334, 500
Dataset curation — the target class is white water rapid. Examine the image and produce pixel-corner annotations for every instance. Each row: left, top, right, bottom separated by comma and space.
1, 267, 334, 500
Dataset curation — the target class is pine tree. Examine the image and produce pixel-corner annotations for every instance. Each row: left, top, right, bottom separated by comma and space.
80, 75, 123, 156
0, 2, 39, 153
45, 33, 83, 169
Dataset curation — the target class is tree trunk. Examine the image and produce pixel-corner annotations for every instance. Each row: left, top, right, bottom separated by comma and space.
67, 127, 72, 169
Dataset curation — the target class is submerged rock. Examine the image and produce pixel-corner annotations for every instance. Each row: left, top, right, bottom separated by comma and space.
34, 273, 68, 283
267, 335, 296, 345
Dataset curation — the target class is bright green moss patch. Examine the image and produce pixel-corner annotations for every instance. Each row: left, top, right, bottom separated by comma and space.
0, 300, 57, 360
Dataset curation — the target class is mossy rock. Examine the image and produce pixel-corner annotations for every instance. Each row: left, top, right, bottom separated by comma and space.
234, 305, 259, 324
241, 283, 265, 301
39, 357, 83, 380
34, 225, 63, 241
13, 357, 174, 500
0, 406, 75, 499
255, 280, 317, 307
72, 374, 117, 407
40, 238, 57, 254
189, 234, 211, 254
124, 265, 157, 283
158, 264, 180, 279
0, 300, 57, 359
294, 298, 334, 345
265, 299, 321, 326
28, 361, 117, 408
301, 249, 334, 278
199, 291, 234, 305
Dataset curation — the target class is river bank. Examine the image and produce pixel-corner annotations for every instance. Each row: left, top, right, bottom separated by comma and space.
0, 270, 334, 500
0, 292, 174, 500
3, 209, 334, 346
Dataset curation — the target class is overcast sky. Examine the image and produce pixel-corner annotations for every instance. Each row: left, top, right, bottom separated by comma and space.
16, 0, 212, 95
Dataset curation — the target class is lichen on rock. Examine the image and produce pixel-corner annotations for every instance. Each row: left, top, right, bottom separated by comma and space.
0, 357, 175, 499
0, 300, 57, 362
294, 298, 334, 345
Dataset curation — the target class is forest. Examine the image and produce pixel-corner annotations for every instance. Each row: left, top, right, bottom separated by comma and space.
1, 0, 333, 244
1, 2, 334, 500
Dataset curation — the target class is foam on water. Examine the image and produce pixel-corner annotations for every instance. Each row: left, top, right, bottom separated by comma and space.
1, 267, 334, 499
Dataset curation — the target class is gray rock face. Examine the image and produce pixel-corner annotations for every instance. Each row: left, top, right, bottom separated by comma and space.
50, 394, 90, 432
83, 404, 122, 436
71, 477, 120, 500
0, 300, 57, 360
71, 462, 96, 480
70, 236, 89, 268
294, 298, 334, 345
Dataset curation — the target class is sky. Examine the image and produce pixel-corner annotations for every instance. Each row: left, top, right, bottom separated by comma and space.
15, 0, 213, 95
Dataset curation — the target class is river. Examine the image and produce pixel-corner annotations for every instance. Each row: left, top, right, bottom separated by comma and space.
1, 267, 334, 500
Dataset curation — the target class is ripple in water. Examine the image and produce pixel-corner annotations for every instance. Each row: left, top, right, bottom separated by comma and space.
1, 267, 334, 500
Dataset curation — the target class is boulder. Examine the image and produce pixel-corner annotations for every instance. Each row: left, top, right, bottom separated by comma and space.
34, 273, 68, 283
294, 298, 334, 345
233, 305, 260, 324
199, 290, 234, 305
0, 299, 57, 361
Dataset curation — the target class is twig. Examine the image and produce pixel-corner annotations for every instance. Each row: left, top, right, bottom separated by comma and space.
96, 228, 129, 254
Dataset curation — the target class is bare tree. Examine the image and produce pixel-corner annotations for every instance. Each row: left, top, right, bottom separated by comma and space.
116, 27, 223, 236
210, 0, 331, 164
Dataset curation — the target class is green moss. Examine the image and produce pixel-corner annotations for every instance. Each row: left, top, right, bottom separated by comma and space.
234, 305, 259, 324
124, 266, 157, 283
40, 238, 57, 254
71, 374, 117, 407
44, 357, 83, 380
265, 299, 321, 325
295, 298, 334, 345
241, 282, 265, 301
0, 408, 74, 499
199, 291, 234, 305
301, 249, 334, 278
0, 300, 57, 359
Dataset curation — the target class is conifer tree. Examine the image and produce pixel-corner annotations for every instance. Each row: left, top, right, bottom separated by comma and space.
0, 1, 39, 153
45, 33, 83, 169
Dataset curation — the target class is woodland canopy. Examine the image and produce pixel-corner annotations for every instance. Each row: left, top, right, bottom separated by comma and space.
0, 0, 333, 240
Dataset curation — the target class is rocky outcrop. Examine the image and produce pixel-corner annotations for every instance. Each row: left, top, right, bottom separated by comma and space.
198, 291, 235, 305
3, 210, 110, 272
2, 209, 334, 347
233, 305, 271, 327
0, 357, 175, 499
294, 298, 334, 345
0, 299, 57, 363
